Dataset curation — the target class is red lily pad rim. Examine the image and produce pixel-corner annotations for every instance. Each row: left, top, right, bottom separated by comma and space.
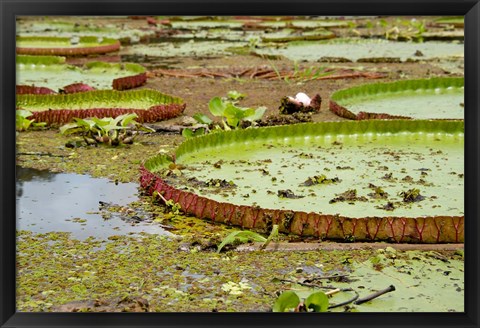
329, 77, 464, 120
140, 120, 464, 243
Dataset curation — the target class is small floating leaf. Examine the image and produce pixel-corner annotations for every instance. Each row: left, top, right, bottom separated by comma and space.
272, 291, 300, 312
217, 230, 267, 253
305, 291, 329, 312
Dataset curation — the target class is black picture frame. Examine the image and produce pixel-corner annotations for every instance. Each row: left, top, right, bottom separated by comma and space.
2, 1, 479, 327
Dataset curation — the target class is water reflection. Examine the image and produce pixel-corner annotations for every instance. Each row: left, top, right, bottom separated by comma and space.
16, 166, 173, 240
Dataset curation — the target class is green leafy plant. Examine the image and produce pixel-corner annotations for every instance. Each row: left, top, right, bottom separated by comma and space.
183, 92, 265, 137
16, 110, 46, 131
181, 127, 207, 139
208, 96, 266, 129
217, 224, 278, 253
273, 290, 329, 312
181, 113, 212, 139
59, 113, 153, 146
227, 90, 246, 101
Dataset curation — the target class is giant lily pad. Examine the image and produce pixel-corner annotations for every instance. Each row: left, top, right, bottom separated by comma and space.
329, 77, 464, 120
433, 16, 464, 28
166, 16, 351, 29
16, 55, 147, 93
16, 89, 185, 125
16, 17, 156, 44
254, 38, 463, 62
120, 40, 247, 59
140, 120, 464, 243
16, 36, 121, 56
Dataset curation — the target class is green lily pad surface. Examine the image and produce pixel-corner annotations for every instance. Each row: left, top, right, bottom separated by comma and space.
120, 40, 248, 59
175, 122, 463, 218
141, 120, 464, 242
17, 55, 146, 91
17, 89, 183, 111
167, 17, 349, 29
16, 89, 185, 124
330, 77, 464, 120
255, 38, 464, 62
16, 36, 121, 56
294, 250, 464, 312
433, 16, 464, 28
16, 18, 156, 44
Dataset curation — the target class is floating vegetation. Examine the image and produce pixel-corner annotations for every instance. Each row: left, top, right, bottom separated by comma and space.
17, 55, 147, 92
329, 77, 464, 120
16, 17, 156, 44
140, 120, 464, 243
16, 36, 121, 56
16, 89, 185, 125
254, 38, 464, 63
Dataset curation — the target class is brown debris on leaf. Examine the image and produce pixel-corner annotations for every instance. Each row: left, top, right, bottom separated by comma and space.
257, 112, 313, 127
329, 189, 368, 204
277, 189, 304, 199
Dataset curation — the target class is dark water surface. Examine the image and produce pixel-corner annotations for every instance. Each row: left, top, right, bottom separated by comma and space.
16, 166, 173, 240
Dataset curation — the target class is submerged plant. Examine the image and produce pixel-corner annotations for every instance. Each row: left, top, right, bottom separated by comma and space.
59, 113, 153, 146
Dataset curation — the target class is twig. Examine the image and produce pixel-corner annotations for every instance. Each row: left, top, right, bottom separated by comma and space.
17, 152, 67, 157
306, 274, 349, 282
328, 288, 360, 309
325, 288, 341, 296
354, 285, 396, 305
277, 278, 360, 310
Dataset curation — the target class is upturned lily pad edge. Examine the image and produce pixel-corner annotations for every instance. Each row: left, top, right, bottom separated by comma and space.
16, 89, 186, 125
329, 77, 464, 120
16, 55, 147, 93
16, 35, 121, 56
140, 120, 464, 243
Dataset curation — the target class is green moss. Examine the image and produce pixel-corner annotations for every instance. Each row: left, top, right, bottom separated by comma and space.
16, 230, 463, 312
16, 130, 182, 182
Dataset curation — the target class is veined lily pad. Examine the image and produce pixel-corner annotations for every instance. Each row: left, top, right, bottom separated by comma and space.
16, 18, 156, 44
329, 77, 464, 120
254, 38, 463, 62
16, 89, 185, 125
16, 55, 147, 92
433, 16, 464, 28
16, 36, 121, 56
166, 16, 351, 29
261, 28, 336, 43
140, 120, 464, 243
120, 40, 248, 59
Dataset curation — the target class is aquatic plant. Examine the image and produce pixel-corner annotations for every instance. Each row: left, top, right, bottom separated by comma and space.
17, 55, 147, 93
208, 95, 266, 129
273, 290, 329, 312
16, 110, 46, 131
16, 36, 121, 56
329, 77, 464, 120
16, 89, 186, 125
59, 113, 153, 146
16, 85, 56, 95
140, 120, 464, 243
216, 224, 278, 253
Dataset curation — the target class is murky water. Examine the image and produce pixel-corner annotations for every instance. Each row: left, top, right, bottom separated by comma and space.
16, 166, 173, 240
